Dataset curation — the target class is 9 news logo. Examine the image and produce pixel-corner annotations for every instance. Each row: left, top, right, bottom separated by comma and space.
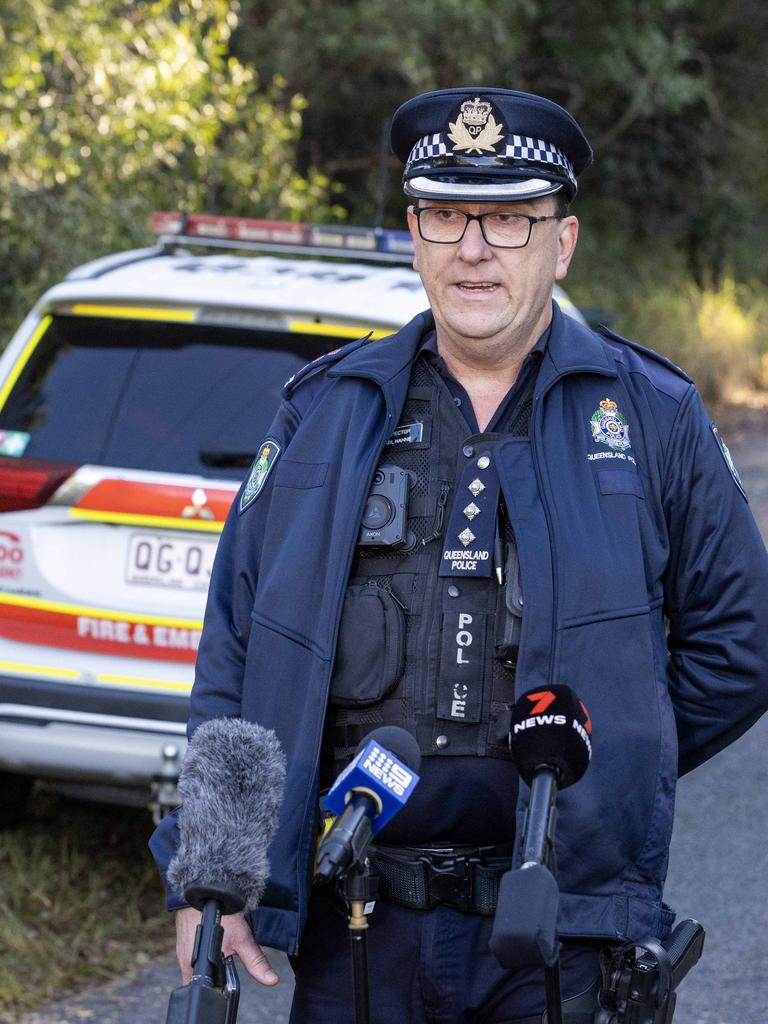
362, 745, 414, 797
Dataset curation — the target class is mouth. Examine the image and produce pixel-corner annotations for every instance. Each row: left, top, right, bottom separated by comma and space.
455, 282, 499, 294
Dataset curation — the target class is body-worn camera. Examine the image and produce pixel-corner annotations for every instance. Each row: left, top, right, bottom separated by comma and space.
358, 464, 413, 548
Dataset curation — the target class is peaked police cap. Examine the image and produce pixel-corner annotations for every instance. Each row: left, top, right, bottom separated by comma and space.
391, 87, 593, 202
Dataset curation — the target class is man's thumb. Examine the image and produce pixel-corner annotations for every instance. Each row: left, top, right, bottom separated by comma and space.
236, 938, 279, 986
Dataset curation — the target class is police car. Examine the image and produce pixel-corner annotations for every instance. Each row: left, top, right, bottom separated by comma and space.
0, 212, 586, 821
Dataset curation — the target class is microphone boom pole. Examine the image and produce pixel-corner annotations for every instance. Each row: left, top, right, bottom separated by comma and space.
490, 686, 594, 1024
315, 726, 422, 1024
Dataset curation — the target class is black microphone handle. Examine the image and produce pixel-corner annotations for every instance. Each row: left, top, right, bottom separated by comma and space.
521, 766, 558, 868
191, 899, 228, 986
165, 898, 233, 1024
315, 793, 377, 883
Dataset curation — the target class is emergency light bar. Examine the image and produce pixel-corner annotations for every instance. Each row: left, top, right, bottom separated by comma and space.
149, 211, 415, 265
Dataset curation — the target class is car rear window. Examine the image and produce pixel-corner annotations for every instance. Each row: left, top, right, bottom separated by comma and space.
0, 315, 336, 478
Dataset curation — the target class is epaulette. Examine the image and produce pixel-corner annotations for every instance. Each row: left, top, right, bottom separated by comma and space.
596, 324, 692, 385
282, 331, 374, 398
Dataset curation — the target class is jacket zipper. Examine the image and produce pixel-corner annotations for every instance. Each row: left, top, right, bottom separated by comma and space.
421, 480, 450, 546
531, 390, 559, 686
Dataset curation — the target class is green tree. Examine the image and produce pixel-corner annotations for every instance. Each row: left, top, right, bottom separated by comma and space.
0, 0, 342, 337
236, 0, 768, 284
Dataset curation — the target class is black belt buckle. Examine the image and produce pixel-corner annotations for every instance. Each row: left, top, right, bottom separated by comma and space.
419, 850, 476, 914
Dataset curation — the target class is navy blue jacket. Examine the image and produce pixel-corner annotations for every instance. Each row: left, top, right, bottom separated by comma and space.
151, 302, 768, 955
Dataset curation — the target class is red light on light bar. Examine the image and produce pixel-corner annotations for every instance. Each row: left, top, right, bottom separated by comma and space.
149, 211, 309, 246
148, 211, 184, 235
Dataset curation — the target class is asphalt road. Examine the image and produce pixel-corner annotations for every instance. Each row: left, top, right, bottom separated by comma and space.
16, 412, 768, 1024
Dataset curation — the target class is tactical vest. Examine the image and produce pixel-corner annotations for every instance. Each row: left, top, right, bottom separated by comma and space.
323, 354, 534, 769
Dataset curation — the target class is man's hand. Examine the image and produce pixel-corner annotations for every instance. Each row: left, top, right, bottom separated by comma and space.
175, 906, 280, 986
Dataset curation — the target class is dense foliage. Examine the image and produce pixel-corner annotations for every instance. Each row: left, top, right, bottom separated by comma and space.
1, 0, 766, 395
237, 0, 767, 278
0, 0, 341, 332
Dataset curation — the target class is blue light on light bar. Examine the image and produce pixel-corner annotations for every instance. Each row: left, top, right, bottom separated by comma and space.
378, 229, 415, 256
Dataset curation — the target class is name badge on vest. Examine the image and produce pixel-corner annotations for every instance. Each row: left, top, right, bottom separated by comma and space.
439, 450, 500, 578
385, 419, 431, 450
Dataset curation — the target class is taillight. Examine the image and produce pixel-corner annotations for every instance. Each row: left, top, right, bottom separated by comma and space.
0, 457, 79, 513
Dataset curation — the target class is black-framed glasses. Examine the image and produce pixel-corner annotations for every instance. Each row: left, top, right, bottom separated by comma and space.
412, 206, 559, 249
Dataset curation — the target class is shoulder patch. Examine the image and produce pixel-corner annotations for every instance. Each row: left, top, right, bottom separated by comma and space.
282, 332, 374, 398
596, 325, 692, 384
239, 439, 281, 513
711, 424, 748, 502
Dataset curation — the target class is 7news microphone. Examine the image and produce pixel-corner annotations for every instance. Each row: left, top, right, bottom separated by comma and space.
315, 725, 422, 882
164, 717, 286, 1024
491, 685, 592, 972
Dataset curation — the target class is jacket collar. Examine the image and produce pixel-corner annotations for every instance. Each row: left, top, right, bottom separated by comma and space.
537, 302, 617, 392
329, 300, 617, 387
328, 310, 434, 385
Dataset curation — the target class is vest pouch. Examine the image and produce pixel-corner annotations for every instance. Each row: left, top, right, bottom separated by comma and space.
494, 542, 523, 668
330, 583, 405, 707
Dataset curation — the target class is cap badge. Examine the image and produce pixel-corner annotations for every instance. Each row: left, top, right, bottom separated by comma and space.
448, 96, 504, 155
590, 398, 631, 451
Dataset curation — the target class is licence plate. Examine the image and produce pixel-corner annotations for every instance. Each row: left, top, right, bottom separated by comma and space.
125, 533, 218, 591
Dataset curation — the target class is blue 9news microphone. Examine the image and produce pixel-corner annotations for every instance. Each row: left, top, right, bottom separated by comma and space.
315, 725, 421, 883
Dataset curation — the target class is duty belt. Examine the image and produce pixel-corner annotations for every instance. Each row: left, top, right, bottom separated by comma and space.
369, 843, 515, 915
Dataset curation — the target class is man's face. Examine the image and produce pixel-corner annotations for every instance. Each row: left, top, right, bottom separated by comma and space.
406, 196, 579, 353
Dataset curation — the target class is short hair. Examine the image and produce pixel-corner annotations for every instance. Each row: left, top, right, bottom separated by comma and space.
552, 190, 572, 218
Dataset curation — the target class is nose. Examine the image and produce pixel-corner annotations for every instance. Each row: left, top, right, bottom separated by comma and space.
457, 216, 492, 263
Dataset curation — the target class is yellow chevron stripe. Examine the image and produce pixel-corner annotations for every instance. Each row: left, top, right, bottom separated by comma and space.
70, 304, 196, 322
0, 316, 53, 413
0, 592, 202, 629
0, 660, 79, 679
288, 321, 392, 340
96, 673, 192, 693
68, 508, 224, 532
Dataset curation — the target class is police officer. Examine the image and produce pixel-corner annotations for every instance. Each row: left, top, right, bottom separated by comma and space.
151, 88, 768, 1023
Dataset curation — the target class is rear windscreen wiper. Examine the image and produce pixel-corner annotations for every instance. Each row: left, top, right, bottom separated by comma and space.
198, 449, 256, 468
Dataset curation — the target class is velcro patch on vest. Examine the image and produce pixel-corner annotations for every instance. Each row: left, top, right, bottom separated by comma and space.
437, 611, 486, 723
439, 450, 500, 577
385, 417, 431, 450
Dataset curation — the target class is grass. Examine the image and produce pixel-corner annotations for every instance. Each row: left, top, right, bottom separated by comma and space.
0, 788, 173, 1019
567, 234, 768, 406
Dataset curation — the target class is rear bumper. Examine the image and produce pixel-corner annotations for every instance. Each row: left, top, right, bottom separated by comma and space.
0, 673, 188, 788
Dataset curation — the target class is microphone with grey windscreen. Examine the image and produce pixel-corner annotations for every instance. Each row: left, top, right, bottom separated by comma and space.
165, 717, 286, 1024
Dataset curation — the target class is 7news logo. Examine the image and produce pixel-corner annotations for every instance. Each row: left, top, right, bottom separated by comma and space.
513, 689, 593, 756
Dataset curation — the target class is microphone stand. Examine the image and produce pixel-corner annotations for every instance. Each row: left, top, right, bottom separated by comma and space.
343, 861, 374, 1024
490, 766, 564, 1024
315, 797, 377, 1024
521, 767, 563, 1024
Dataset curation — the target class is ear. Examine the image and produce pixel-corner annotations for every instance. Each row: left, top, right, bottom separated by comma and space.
406, 206, 420, 273
554, 216, 579, 281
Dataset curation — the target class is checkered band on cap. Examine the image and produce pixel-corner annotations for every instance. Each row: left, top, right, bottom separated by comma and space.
407, 132, 575, 186
408, 133, 448, 162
